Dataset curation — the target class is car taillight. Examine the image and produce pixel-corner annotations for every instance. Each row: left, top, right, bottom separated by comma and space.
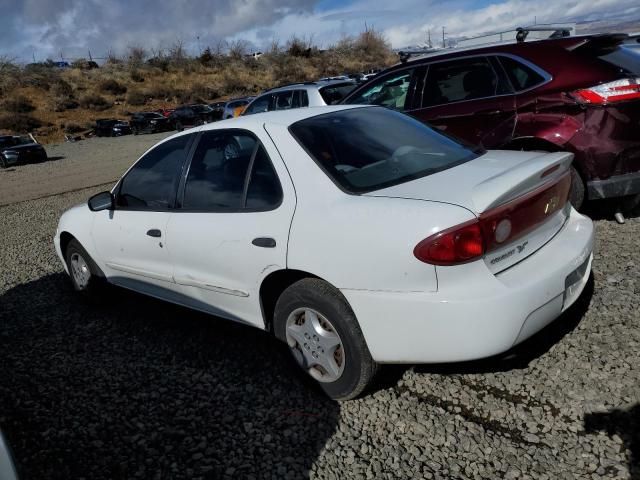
572, 77, 640, 105
414, 221, 485, 266
414, 172, 572, 266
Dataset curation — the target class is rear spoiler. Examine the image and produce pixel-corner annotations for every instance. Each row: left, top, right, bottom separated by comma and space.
562, 33, 629, 53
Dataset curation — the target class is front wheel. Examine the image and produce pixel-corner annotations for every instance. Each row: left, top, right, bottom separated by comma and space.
65, 239, 102, 295
274, 278, 378, 400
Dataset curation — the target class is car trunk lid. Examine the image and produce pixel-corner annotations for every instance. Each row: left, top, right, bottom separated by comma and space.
366, 150, 574, 273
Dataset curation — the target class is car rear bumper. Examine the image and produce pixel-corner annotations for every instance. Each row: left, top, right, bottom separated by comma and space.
341, 209, 594, 363
587, 170, 640, 199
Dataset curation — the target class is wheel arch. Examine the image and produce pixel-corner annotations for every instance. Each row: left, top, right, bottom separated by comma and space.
259, 269, 325, 333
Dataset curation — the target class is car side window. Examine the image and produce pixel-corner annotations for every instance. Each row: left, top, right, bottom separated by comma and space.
297, 90, 309, 107
246, 145, 283, 209
274, 91, 294, 110
117, 134, 193, 210
244, 95, 271, 115
182, 131, 282, 211
422, 57, 500, 107
346, 70, 413, 110
498, 56, 546, 91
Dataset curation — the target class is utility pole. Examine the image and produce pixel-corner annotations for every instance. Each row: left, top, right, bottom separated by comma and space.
442, 26, 445, 48
428, 29, 431, 48
32, 51, 36, 63
197, 36, 201, 55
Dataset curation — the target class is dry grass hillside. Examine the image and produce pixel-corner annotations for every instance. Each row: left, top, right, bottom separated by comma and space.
0, 30, 397, 144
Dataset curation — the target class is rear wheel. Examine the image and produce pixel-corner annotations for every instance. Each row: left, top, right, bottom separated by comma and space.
274, 278, 377, 400
0, 156, 7, 169
569, 166, 585, 210
65, 239, 102, 295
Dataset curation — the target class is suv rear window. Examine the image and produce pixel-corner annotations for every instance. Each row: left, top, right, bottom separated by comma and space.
289, 107, 482, 193
498, 56, 546, 90
597, 45, 640, 76
319, 83, 356, 105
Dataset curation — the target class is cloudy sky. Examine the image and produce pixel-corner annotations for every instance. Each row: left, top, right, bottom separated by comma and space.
1, 0, 639, 62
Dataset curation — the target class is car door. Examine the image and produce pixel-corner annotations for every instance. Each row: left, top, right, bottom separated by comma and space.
408, 56, 517, 148
91, 134, 195, 293
165, 128, 295, 328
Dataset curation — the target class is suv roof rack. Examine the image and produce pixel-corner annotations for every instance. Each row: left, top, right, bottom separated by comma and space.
398, 24, 575, 63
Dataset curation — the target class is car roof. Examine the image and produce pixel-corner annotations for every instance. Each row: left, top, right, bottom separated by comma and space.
264, 79, 355, 95
390, 33, 628, 69
191, 105, 370, 132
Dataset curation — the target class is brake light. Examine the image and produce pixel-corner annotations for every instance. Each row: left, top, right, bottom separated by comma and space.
414, 172, 572, 266
414, 221, 484, 265
573, 78, 640, 105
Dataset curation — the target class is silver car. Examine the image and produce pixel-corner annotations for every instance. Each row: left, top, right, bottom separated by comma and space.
242, 80, 356, 116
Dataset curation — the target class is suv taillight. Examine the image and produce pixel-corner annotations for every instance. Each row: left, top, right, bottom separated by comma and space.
414, 172, 572, 266
572, 77, 640, 105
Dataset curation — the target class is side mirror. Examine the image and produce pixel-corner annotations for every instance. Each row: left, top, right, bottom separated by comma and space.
88, 191, 114, 212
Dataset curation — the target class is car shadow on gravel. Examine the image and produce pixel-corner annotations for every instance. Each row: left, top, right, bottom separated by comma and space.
583, 197, 640, 221
0, 273, 339, 480
412, 273, 595, 376
584, 404, 639, 479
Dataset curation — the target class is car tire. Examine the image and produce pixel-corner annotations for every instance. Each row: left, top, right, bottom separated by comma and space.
0, 156, 7, 169
176, 121, 183, 132
274, 278, 378, 400
569, 166, 585, 211
133, 127, 139, 135
65, 238, 103, 295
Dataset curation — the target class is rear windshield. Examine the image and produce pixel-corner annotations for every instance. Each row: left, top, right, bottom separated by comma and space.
598, 45, 640, 76
289, 107, 483, 193
319, 83, 357, 105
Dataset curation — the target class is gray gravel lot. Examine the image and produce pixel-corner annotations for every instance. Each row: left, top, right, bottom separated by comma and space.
0, 134, 639, 479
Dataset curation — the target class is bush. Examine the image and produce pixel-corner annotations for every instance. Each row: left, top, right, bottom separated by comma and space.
62, 122, 84, 133
0, 114, 43, 132
79, 93, 111, 111
2, 95, 35, 113
130, 70, 145, 83
99, 79, 127, 95
52, 97, 79, 112
126, 90, 147, 105
51, 79, 73, 97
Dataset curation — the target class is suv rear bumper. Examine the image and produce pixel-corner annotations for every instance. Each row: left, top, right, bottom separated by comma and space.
341, 209, 594, 363
587, 171, 640, 199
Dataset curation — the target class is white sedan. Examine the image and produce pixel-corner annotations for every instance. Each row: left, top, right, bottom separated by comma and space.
54, 106, 594, 400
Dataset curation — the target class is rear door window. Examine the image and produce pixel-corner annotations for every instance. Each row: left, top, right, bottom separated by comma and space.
498, 56, 547, 91
274, 91, 294, 110
422, 57, 501, 107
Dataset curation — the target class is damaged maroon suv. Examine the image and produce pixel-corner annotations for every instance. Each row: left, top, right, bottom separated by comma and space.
343, 33, 640, 208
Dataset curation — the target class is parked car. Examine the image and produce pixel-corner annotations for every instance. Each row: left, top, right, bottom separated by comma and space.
130, 112, 172, 135
343, 32, 640, 209
222, 97, 255, 119
242, 80, 356, 116
154, 108, 175, 118
208, 101, 227, 121
169, 104, 215, 131
54, 106, 593, 400
95, 119, 132, 137
0, 135, 47, 168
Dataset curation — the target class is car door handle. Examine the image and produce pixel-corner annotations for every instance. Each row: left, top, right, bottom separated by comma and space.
146, 229, 162, 238
252, 237, 276, 248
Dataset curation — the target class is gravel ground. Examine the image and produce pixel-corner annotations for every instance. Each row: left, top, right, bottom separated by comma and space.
0, 135, 639, 479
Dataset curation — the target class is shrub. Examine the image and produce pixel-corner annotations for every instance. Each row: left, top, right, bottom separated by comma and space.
2, 95, 35, 113
130, 70, 145, 82
51, 79, 73, 97
79, 93, 111, 111
52, 97, 79, 112
126, 90, 147, 105
99, 79, 127, 95
0, 114, 43, 132
62, 122, 84, 133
